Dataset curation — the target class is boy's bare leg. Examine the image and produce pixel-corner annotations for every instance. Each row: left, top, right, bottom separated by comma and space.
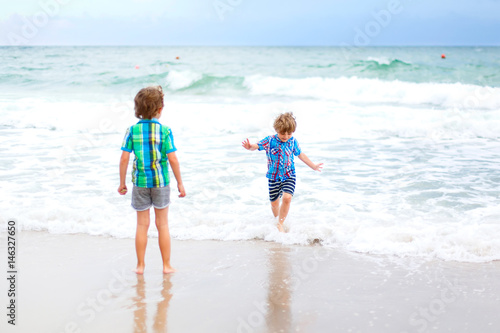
155, 207, 175, 274
278, 193, 293, 232
270, 199, 280, 218
136, 209, 151, 274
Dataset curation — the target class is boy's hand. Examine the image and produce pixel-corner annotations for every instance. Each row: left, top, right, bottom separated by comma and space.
298, 153, 323, 172
313, 163, 324, 172
177, 183, 186, 198
242, 138, 257, 151
118, 184, 128, 195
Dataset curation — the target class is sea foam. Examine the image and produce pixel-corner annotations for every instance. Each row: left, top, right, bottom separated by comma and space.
243, 75, 500, 110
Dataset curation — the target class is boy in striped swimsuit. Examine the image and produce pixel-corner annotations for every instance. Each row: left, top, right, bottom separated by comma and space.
118, 86, 186, 274
242, 112, 323, 232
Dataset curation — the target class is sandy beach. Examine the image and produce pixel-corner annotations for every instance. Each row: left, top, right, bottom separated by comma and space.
0, 231, 498, 333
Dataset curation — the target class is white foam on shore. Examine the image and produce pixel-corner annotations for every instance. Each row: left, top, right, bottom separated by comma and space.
2, 191, 500, 263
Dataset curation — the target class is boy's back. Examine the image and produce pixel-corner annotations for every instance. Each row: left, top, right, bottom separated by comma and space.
118, 85, 185, 274
122, 118, 176, 188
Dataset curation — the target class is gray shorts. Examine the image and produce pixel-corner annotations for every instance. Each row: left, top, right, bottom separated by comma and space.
132, 185, 171, 211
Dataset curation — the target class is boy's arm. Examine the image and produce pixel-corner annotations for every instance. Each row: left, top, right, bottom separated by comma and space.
242, 138, 259, 151
298, 152, 323, 172
118, 151, 130, 195
167, 151, 186, 197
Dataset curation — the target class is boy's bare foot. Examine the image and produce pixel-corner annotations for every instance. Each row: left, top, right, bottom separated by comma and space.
163, 266, 176, 274
135, 265, 145, 275
277, 223, 285, 233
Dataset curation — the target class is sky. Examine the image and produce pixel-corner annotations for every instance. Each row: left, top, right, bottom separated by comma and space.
0, 0, 499, 46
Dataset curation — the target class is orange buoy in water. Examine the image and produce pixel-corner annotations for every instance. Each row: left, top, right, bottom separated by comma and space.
176, 56, 180, 60
441, 54, 446, 59
135, 65, 140, 69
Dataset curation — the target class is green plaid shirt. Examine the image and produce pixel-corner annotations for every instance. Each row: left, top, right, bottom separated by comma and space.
121, 119, 177, 188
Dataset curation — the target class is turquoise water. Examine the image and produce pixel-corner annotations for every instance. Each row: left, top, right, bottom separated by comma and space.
2, 46, 499, 95
1, 46, 500, 262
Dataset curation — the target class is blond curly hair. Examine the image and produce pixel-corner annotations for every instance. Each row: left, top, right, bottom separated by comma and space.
273, 112, 297, 134
134, 86, 164, 119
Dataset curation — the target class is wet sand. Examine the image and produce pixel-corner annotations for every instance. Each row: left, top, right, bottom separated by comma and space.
0, 231, 499, 333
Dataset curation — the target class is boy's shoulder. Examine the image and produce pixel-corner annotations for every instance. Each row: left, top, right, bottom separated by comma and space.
130, 119, 172, 131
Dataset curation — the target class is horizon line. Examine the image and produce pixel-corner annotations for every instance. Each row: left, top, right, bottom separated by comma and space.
1, 44, 499, 47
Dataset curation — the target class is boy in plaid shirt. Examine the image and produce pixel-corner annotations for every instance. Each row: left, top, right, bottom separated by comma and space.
118, 86, 186, 274
242, 112, 323, 232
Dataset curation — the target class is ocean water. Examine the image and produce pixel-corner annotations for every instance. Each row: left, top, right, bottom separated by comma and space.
1, 46, 500, 262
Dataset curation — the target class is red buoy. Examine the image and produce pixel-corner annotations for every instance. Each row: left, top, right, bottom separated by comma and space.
176, 56, 180, 60
441, 54, 446, 59
135, 65, 140, 69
